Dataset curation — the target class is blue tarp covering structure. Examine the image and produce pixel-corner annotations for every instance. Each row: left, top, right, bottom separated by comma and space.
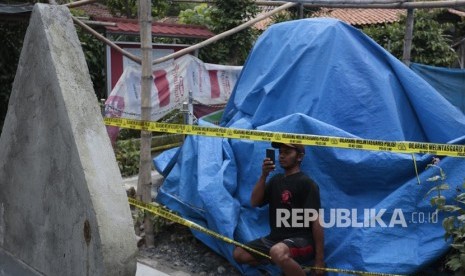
411, 62, 465, 115
154, 18, 465, 275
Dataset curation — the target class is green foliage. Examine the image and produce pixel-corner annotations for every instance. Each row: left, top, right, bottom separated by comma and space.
270, 10, 293, 25
270, 6, 320, 23
132, 208, 173, 237
71, 9, 106, 100
0, 21, 27, 135
362, 9, 458, 67
105, 0, 178, 20
196, 0, 258, 65
0, 10, 105, 134
115, 139, 140, 177
427, 159, 465, 273
105, 0, 137, 18
179, 3, 213, 29
151, 213, 173, 236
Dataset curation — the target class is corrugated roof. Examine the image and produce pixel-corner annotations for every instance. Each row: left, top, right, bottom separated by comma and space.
95, 17, 214, 39
315, 8, 404, 26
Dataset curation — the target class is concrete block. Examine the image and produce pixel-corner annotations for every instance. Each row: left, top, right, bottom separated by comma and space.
0, 4, 137, 275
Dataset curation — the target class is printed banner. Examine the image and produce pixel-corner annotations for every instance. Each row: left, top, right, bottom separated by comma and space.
105, 55, 242, 120
104, 55, 242, 143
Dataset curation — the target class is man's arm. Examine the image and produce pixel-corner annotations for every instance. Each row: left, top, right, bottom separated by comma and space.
250, 158, 274, 207
312, 215, 325, 275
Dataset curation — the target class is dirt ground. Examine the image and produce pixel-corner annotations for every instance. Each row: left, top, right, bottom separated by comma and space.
137, 223, 242, 276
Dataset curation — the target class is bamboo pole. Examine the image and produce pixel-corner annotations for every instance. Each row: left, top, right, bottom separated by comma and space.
152, 2, 298, 65
138, 0, 155, 247
65, 0, 99, 9
272, 0, 465, 8
402, 8, 414, 65
72, 16, 142, 64
171, 0, 465, 9
80, 20, 117, 27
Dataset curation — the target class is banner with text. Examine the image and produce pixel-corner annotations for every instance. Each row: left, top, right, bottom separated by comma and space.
104, 55, 242, 142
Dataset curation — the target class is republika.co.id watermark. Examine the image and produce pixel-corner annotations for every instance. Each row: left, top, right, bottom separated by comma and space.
276, 208, 439, 228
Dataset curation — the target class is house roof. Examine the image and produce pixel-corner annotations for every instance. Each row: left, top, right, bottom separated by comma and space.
75, 3, 214, 39
74, 3, 114, 18
253, 7, 404, 30
95, 17, 214, 39
315, 8, 405, 26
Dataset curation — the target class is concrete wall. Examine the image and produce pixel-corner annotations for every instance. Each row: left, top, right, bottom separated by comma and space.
0, 4, 137, 275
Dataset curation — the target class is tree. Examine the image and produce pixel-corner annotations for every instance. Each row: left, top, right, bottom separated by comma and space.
0, 21, 28, 135
105, 0, 189, 20
180, 0, 258, 65
208, 0, 258, 65
269, 5, 320, 23
0, 8, 106, 135
71, 9, 106, 100
179, 3, 213, 29
362, 9, 458, 67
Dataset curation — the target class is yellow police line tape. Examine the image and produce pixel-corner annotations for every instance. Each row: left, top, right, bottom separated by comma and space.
128, 198, 406, 276
105, 117, 465, 157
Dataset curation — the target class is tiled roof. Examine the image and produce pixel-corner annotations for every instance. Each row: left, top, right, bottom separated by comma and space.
315, 8, 404, 26
253, 7, 404, 30
95, 17, 214, 39
74, 3, 116, 19
254, 17, 272, 30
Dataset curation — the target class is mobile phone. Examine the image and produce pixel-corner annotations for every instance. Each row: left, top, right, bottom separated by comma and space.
266, 148, 275, 164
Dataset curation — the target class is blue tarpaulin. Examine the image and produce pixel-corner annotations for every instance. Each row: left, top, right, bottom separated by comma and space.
410, 62, 465, 115
154, 18, 465, 275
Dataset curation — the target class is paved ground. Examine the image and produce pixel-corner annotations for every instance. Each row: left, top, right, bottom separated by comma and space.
0, 248, 42, 276
136, 262, 170, 276
1, 246, 173, 276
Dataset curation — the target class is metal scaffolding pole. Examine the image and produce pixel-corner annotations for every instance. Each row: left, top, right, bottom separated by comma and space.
137, 0, 155, 247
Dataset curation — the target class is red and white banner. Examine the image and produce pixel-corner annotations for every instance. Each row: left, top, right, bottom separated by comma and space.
104, 55, 242, 143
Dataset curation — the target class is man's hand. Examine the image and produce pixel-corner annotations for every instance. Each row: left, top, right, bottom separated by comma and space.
251, 158, 275, 207
312, 259, 325, 276
262, 158, 275, 177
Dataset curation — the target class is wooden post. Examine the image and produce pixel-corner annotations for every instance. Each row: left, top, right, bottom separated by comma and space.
402, 8, 415, 66
137, 0, 154, 247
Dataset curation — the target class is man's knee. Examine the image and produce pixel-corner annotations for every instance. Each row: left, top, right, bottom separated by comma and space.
233, 246, 248, 263
234, 246, 262, 266
269, 243, 291, 264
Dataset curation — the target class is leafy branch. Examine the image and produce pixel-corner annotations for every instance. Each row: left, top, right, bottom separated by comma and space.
426, 157, 465, 273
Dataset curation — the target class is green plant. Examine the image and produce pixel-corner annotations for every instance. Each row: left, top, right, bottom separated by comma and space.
0, 21, 27, 135
179, 3, 213, 29
105, 0, 178, 20
71, 9, 107, 100
362, 9, 458, 67
199, 0, 259, 65
151, 213, 173, 236
426, 157, 465, 273
115, 139, 140, 177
